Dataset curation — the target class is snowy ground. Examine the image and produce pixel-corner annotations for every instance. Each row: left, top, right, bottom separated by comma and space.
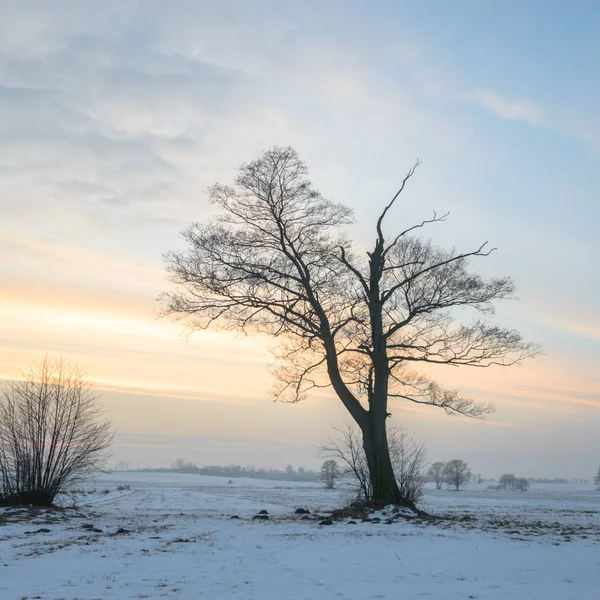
1, 472, 599, 600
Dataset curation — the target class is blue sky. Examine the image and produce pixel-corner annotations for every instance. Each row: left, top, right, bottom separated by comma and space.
0, 1, 598, 477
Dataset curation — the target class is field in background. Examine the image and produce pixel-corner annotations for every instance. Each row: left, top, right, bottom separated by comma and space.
1, 471, 599, 599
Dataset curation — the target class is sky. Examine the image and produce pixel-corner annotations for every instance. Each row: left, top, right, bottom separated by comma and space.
0, 0, 599, 479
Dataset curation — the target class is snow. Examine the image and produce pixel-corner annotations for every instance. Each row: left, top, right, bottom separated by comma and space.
1, 473, 599, 599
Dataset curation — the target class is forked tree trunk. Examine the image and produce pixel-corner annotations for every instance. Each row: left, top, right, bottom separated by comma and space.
358, 239, 411, 507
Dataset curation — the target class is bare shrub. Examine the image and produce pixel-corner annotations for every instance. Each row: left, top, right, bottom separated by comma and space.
321, 423, 371, 500
388, 426, 427, 505
0, 357, 113, 506
321, 421, 426, 506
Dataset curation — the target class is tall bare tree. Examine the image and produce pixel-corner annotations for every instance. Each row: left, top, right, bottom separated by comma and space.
162, 146, 539, 505
0, 357, 113, 506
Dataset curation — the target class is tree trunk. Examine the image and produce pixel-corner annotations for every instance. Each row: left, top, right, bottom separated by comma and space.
359, 239, 411, 507
360, 412, 409, 507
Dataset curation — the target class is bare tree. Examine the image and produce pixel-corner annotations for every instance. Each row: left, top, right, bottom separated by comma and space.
321, 421, 426, 505
595, 466, 600, 486
0, 357, 113, 506
498, 473, 516, 491
514, 477, 529, 491
162, 146, 539, 505
443, 459, 471, 491
172, 458, 197, 471
320, 460, 340, 489
428, 461, 446, 490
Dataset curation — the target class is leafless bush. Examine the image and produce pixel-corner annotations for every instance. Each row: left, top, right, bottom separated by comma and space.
321, 422, 371, 500
321, 421, 426, 505
388, 426, 427, 505
0, 357, 113, 506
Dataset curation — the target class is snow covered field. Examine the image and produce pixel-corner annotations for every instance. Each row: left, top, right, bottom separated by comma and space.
1, 472, 599, 600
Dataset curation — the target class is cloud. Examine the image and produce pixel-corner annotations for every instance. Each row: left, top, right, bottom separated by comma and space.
466, 88, 543, 125
542, 318, 600, 343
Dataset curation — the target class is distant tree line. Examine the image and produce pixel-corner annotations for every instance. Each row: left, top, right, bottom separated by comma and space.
165, 459, 320, 482
425, 466, 595, 492
527, 477, 568, 484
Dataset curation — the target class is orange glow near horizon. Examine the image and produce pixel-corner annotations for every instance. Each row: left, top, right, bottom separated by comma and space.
1, 236, 598, 478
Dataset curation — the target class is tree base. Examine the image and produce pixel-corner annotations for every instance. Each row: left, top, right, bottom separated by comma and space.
0, 491, 55, 507
329, 499, 426, 522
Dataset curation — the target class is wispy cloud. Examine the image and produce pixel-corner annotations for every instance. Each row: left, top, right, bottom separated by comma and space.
466, 88, 543, 126
542, 318, 600, 343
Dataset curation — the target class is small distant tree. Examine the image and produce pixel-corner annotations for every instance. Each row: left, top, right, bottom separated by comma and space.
0, 357, 113, 507
594, 466, 600, 486
499, 473, 516, 491
320, 460, 340, 489
428, 462, 446, 490
172, 458, 197, 471
443, 459, 471, 491
514, 477, 529, 491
